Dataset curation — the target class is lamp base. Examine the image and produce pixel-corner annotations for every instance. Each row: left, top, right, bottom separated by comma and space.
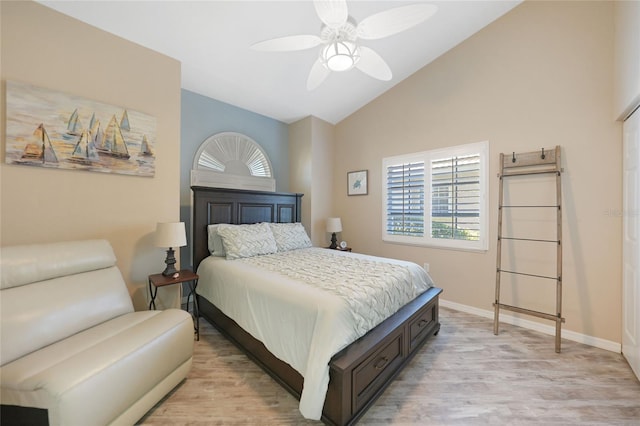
329, 232, 338, 249
162, 247, 178, 276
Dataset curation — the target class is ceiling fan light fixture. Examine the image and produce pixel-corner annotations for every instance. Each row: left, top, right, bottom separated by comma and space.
255, 1, 438, 89
321, 40, 360, 72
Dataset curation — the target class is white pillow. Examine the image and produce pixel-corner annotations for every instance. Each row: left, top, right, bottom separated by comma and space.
216, 222, 278, 260
207, 224, 226, 257
269, 223, 312, 252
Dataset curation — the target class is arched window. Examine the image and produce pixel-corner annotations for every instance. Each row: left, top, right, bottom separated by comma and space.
191, 132, 275, 191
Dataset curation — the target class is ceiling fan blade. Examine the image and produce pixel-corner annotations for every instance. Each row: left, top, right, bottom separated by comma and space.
356, 46, 392, 81
357, 4, 438, 40
314, 0, 348, 29
251, 35, 323, 52
307, 58, 331, 90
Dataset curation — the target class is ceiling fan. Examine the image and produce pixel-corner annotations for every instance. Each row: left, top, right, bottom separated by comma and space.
251, 0, 438, 90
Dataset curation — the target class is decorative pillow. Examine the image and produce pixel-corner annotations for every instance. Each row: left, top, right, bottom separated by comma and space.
207, 224, 226, 257
269, 223, 312, 252
216, 222, 278, 260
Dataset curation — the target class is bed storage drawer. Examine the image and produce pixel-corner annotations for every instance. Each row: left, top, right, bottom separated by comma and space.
352, 327, 405, 413
408, 297, 438, 352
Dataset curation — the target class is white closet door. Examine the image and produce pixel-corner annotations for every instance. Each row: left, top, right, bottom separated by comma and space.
623, 107, 640, 380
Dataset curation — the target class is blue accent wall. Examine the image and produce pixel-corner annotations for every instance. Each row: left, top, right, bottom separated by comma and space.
180, 89, 289, 268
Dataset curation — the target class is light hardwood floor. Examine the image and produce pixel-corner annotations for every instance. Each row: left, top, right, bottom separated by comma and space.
140, 307, 640, 425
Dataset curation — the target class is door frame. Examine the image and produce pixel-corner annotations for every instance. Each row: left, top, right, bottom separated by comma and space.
623, 106, 640, 380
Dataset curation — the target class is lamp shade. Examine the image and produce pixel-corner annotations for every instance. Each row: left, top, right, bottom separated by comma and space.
155, 222, 187, 248
326, 217, 343, 233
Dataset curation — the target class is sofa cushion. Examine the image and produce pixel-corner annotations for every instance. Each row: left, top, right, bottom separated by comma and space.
1, 239, 116, 289
0, 240, 134, 366
0, 309, 194, 426
1, 266, 134, 365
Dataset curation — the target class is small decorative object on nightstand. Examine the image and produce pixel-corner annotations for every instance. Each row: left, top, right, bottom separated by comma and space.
148, 269, 200, 340
325, 241, 352, 252
326, 217, 342, 249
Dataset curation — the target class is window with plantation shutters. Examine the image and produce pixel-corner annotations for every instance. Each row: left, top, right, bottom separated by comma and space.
382, 141, 488, 251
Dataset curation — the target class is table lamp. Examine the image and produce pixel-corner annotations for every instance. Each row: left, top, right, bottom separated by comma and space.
326, 217, 342, 249
156, 222, 187, 276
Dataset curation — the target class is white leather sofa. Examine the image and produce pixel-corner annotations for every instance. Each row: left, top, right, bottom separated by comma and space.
0, 239, 194, 426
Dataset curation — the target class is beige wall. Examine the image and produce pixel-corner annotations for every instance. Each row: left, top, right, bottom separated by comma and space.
310, 117, 336, 246
334, 1, 622, 343
0, 1, 182, 310
289, 118, 313, 235
289, 116, 336, 246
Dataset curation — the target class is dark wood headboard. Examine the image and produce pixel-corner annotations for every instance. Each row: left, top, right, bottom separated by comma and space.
191, 186, 303, 269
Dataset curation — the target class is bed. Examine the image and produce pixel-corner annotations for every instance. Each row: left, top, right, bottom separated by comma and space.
192, 186, 442, 425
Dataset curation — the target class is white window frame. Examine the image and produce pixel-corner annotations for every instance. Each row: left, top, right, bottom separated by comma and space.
382, 141, 489, 252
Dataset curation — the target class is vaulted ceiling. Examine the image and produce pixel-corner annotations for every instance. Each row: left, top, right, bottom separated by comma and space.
39, 1, 522, 124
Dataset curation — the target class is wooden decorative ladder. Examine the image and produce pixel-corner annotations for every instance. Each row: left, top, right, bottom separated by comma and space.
493, 146, 565, 353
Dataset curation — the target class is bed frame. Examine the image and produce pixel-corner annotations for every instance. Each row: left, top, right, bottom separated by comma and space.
192, 186, 442, 426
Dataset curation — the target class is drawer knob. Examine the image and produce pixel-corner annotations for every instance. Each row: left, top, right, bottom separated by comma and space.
418, 319, 429, 328
374, 356, 389, 370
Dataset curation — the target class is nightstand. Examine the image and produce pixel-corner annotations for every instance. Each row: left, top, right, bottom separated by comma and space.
148, 269, 199, 340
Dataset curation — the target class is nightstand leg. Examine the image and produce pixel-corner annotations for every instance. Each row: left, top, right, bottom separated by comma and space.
187, 279, 199, 341
148, 279, 158, 310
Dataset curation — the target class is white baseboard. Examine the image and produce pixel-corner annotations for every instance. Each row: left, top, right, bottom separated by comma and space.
440, 299, 622, 354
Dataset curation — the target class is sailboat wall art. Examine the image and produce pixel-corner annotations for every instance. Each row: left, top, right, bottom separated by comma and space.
5, 80, 157, 177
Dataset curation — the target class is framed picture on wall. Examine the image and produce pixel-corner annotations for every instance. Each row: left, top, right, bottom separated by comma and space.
347, 170, 368, 196
5, 80, 157, 177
